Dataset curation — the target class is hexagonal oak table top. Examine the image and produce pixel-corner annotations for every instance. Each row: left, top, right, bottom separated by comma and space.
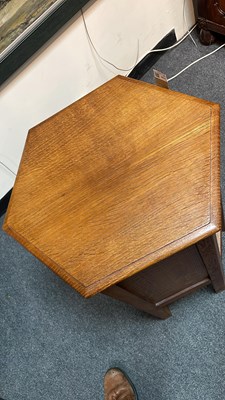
3, 76, 222, 299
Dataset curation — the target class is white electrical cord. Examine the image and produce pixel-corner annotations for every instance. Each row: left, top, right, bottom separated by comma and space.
183, 0, 197, 47
81, 6, 197, 72
81, 9, 138, 72
0, 161, 16, 176
168, 43, 225, 81
147, 24, 197, 54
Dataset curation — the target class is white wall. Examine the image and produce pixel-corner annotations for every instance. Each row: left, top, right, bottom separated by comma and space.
0, 0, 195, 199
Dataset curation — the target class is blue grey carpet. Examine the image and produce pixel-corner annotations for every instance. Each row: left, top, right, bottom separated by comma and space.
1, 29, 225, 400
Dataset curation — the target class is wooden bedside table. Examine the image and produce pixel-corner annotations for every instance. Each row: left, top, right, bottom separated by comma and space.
3, 76, 225, 319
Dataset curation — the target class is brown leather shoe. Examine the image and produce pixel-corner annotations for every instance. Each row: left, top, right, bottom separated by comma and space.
104, 368, 137, 400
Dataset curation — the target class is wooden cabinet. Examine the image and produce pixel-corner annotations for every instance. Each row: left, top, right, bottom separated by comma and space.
197, 0, 225, 44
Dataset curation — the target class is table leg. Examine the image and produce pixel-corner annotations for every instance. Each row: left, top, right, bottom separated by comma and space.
197, 234, 225, 293
103, 285, 171, 319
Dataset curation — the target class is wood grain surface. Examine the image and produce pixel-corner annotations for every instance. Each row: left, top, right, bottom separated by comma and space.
3, 76, 221, 297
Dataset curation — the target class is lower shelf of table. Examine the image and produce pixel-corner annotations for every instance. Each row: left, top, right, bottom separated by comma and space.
103, 233, 225, 319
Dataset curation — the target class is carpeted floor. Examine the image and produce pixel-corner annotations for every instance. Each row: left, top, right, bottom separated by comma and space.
1, 28, 225, 400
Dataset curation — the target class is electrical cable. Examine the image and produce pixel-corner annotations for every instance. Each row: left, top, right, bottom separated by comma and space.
168, 43, 225, 81
125, 39, 140, 76
0, 160, 16, 176
183, 0, 197, 47
81, 9, 139, 72
146, 24, 197, 53
81, 7, 197, 72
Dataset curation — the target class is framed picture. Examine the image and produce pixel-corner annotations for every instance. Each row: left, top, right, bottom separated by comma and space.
0, 0, 90, 86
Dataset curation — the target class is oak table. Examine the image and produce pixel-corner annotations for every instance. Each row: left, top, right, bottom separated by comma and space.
3, 76, 225, 319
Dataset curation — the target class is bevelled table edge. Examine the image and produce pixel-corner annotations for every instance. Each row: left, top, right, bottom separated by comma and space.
2, 82, 221, 298
2, 220, 88, 296
116, 75, 221, 108
3, 219, 221, 298
210, 102, 221, 230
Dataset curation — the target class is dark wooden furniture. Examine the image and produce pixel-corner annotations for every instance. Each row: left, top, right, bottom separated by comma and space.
196, 0, 225, 44
3, 76, 225, 319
